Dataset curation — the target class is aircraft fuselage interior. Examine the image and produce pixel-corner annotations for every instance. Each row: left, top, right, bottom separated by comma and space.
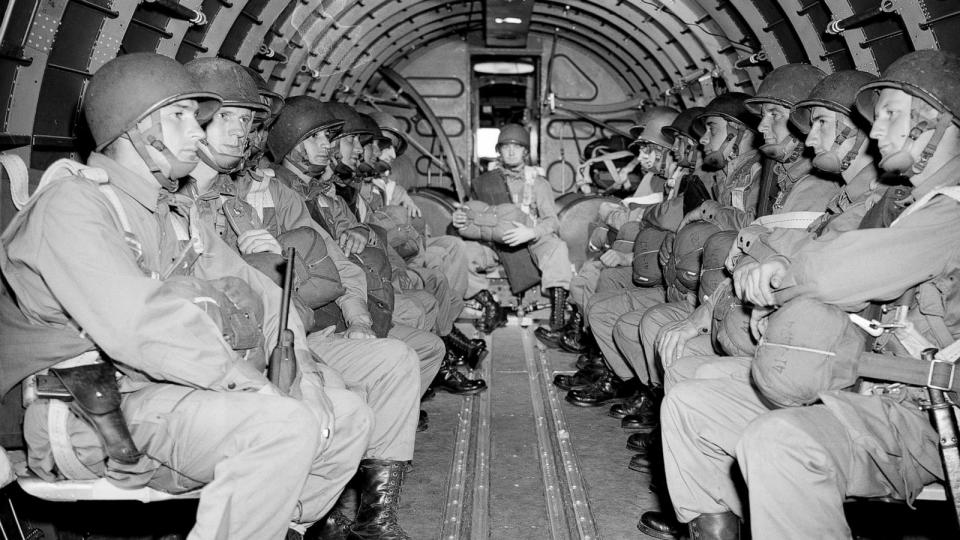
0, 1, 959, 539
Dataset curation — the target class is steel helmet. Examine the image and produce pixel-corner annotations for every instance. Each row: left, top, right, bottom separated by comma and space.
792, 70, 878, 174
790, 70, 878, 134
331, 103, 371, 140
84, 52, 221, 190
185, 58, 269, 173
242, 65, 284, 121
497, 124, 530, 149
630, 106, 680, 149
854, 50, 960, 176
353, 112, 388, 146
662, 106, 706, 169
266, 96, 344, 161
369, 111, 408, 156
695, 93, 757, 170
185, 58, 268, 115
661, 106, 706, 144
855, 49, 960, 128
693, 92, 758, 134
84, 52, 221, 151
744, 64, 827, 115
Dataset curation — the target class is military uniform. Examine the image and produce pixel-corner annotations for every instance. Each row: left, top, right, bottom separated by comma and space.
662, 154, 960, 537
1, 154, 371, 539
189, 166, 432, 462
274, 166, 445, 392
462, 166, 573, 292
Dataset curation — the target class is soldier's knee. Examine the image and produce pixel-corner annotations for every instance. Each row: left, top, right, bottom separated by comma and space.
268, 398, 322, 449
737, 410, 828, 468
378, 338, 421, 375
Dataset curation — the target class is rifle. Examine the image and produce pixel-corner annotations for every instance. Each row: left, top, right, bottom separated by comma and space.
921, 348, 960, 525
269, 247, 298, 393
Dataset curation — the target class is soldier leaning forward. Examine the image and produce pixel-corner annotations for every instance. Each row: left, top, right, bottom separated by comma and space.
0, 53, 372, 540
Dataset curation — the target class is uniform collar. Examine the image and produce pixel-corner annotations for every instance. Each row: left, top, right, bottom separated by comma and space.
912, 154, 960, 200
88, 153, 167, 213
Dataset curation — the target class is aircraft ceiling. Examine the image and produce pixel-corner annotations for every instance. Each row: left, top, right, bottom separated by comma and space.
1, 0, 959, 165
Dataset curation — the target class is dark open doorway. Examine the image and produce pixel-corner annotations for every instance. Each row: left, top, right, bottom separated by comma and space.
471, 55, 539, 175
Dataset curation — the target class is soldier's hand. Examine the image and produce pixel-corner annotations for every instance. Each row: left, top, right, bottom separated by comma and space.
502, 222, 537, 247
400, 198, 422, 218
677, 206, 705, 231
599, 249, 631, 268
749, 306, 773, 341
451, 205, 468, 229
237, 229, 283, 255
344, 323, 376, 340
339, 229, 367, 255
656, 319, 701, 368
598, 201, 623, 221
733, 259, 788, 307
310, 325, 338, 342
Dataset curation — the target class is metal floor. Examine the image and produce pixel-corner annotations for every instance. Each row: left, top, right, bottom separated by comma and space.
402, 319, 960, 540
403, 318, 665, 540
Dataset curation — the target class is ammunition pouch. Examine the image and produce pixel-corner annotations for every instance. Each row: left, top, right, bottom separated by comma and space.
37, 363, 141, 466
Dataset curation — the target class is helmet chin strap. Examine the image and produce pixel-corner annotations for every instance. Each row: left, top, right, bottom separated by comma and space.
878, 104, 954, 176
125, 110, 196, 192
812, 116, 866, 174
760, 134, 802, 163
288, 144, 327, 178
702, 122, 747, 172
197, 139, 245, 174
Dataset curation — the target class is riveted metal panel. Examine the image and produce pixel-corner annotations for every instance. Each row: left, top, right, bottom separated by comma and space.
6, 0, 70, 168
918, 0, 960, 53
847, 0, 912, 71
158, 0, 204, 58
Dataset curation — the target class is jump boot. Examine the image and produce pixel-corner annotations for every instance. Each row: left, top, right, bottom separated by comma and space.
348, 459, 410, 540
534, 287, 569, 348
558, 306, 592, 354
312, 485, 358, 540
444, 326, 488, 369
472, 290, 507, 333
431, 352, 488, 395
687, 512, 740, 540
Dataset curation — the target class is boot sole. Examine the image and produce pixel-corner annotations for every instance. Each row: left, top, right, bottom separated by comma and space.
433, 384, 489, 396
636, 520, 683, 540
621, 422, 656, 433
564, 395, 622, 407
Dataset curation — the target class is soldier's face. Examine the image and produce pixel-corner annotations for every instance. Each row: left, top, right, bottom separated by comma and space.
758, 103, 791, 145
151, 99, 205, 173
362, 141, 375, 164
301, 130, 332, 166
499, 142, 527, 167
700, 117, 728, 153
338, 135, 357, 167
870, 89, 917, 161
637, 143, 658, 171
379, 144, 397, 165
805, 106, 838, 156
204, 105, 253, 157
